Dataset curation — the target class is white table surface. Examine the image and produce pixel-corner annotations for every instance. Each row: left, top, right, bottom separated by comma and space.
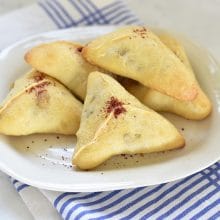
0, 1, 219, 220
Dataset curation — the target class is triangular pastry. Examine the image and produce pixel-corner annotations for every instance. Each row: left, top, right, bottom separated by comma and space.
82, 26, 198, 101
25, 41, 99, 100
0, 70, 82, 135
73, 72, 185, 169
121, 33, 212, 120
158, 32, 193, 69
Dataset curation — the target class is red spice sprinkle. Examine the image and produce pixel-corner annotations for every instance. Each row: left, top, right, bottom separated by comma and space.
34, 73, 45, 82
77, 47, 83, 52
105, 96, 126, 118
133, 27, 148, 38
133, 27, 147, 33
27, 81, 50, 97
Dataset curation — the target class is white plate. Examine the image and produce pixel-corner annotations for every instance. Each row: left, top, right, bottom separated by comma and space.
0, 26, 219, 192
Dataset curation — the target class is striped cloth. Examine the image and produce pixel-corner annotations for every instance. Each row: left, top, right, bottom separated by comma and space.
38, 0, 141, 28
1, 0, 219, 219
11, 163, 220, 219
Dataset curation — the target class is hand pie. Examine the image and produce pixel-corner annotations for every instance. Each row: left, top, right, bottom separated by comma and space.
25, 41, 99, 100
121, 33, 212, 120
158, 32, 193, 69
0, 70, 82, 135
82, 26, 198, 101
73, 72, 185, 170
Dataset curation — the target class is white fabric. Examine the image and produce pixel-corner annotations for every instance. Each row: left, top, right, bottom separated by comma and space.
0, 1, 219, 220
14, 185, 61, 220
0, 172, 33, 220
0, 4, 56, 50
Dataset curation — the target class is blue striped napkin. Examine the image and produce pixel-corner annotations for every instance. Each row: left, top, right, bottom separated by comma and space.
38, 0, 141, 28
0, 0, 219, 219
11, 163, 220, 219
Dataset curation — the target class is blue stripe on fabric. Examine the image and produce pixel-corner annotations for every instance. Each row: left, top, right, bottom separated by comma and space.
45, 0, 69, 27
209, 211, 220, 220
12, 179, 18, 185
203, 168, 219, 188
156, 166, 220, 219
191, 198, 220, 220
94, 184, 165, 220
54, 192, 79, 208
174, 187, 220, 220
100, 0, 124, 12
101, 4, 126, 19
72, 2, 131, 25
82, 0, 127, 24
86, 0, 108, 24
107, 9, 135, 22
66, 190, 122, 220
17, 184, 29, 192
206, 167, 220, 188
122, 174, 199, 220
73, 187, 145, 220
41, 0, 134, 27
79, 0, 102, 24
59, 192, 102, 214
211, 164, 220, 177
206, 164, 220, 176
156, 180, 211, 219
125, 18, 141, 25
53, 0, 76, 25
38, 2, 63, 28
114, 15, 136, 24
74, 1, 126, 26
69, 0, 93, 25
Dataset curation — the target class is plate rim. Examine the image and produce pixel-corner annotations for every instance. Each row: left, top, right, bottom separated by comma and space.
0, 26, 219, 192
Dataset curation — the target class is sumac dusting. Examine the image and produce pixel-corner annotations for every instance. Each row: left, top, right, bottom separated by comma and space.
105, 96, 126, 118
26, 81, 51, 97
33, 72, 45, 82
76, 47, 83, 52
133, 27, 147, 39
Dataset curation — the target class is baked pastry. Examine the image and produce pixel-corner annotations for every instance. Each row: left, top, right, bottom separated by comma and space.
158, 32, 192, 69
82, 26, 198, 101
73, 71, 185, 169
25, 41, 99, 100
121, 33, 212, 120
0, 70, 82, 135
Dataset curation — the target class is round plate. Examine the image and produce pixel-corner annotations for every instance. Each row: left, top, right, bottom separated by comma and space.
0, 26, 219, 192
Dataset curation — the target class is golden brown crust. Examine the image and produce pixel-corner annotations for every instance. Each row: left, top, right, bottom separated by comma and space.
120, 32, 212, 120
82, 26, 198, 101
73, 72, 185, 170
25, 41, 99, 100
0, 70, 82, 135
